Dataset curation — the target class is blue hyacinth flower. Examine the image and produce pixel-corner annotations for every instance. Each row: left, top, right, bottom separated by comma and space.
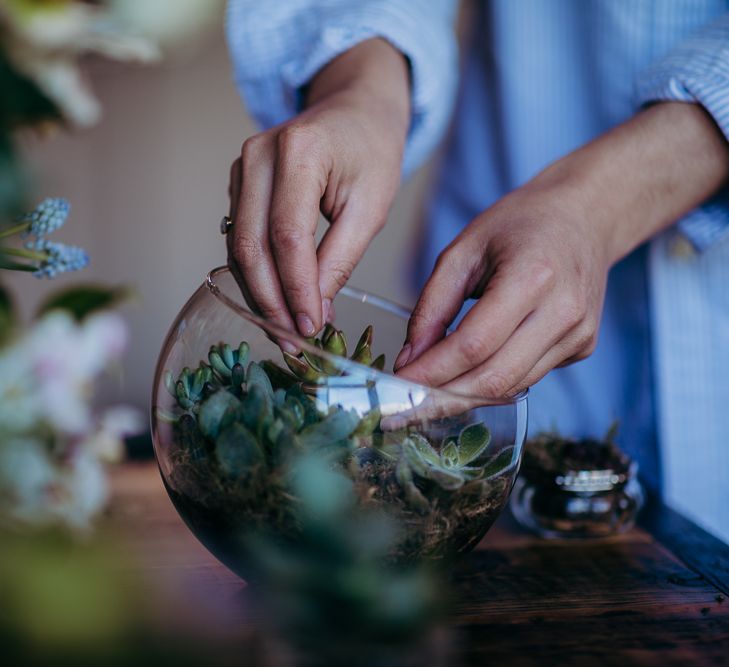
32, 239, 89, 279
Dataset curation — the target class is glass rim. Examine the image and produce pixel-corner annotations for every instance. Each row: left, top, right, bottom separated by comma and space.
206, 265, 528, 407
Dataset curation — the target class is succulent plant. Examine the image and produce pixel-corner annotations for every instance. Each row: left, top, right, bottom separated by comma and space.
163, 331, 514, 567
369, 424, 494, 512
279, 324, 386, 385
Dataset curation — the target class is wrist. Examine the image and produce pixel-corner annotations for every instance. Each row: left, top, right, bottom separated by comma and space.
532, 102, 729, 265
305, 38, 411, 139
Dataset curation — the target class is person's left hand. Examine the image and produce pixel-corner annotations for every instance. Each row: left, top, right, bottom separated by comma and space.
393, 179, 610, 399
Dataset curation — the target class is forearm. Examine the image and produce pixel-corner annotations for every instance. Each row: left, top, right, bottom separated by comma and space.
305, 37, 411, 146
532, 102, 729, 264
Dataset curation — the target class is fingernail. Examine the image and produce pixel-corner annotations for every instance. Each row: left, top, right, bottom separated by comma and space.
296, 313, 315, 337
393, 343, 412, 372
322, 298, 331, 324
279, 338, 299, 355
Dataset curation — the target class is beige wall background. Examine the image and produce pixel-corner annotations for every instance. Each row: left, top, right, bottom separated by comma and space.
10, 30, 433, 412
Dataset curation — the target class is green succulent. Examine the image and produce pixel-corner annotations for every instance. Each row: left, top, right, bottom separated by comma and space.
164, 364, 217, 412
391, 424, 492, 512
281, 324, 386, 384
164, 333, 508, 523
172, 355, 360, 480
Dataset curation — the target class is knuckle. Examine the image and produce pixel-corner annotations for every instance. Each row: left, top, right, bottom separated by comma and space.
270, 223, 305, 253
526, 259, 556, 292
433, 248, 457, 274
458, 335, 489, 366
234, 234, 264, 266
326, 259, 355, 291
476, 370, 514, 398
558, 295, 586, 329
577, 331, 598, 358
241, 134, 268, 162
276, 124, 319, 157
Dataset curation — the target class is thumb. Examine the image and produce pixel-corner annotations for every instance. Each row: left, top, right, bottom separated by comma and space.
394, 251, 470, 372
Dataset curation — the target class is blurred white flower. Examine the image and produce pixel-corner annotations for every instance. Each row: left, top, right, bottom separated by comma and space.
107, 0, 224, 49
0, 437, 57, 527
16, 310, 128, 434
1, 0, 160, 126
54, 447, 109, 531
0, 309, 140, 532
85, 406, 145, 463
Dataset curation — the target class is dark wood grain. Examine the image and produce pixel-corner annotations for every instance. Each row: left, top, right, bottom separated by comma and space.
641, 494, 729, 597
109, 463, 729, 666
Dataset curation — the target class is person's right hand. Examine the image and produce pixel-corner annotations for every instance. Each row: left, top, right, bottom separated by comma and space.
227, 38, 411, 343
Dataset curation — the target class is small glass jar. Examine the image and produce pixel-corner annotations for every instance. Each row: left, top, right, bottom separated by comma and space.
510, 437, 644, 539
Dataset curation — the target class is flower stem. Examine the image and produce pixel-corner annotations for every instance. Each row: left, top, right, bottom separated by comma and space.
0, 246, 46, 261
0, 222, 30, 240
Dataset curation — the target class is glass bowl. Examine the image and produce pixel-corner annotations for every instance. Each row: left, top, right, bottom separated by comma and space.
510, 434, 644, 539
151, 267, 528, 579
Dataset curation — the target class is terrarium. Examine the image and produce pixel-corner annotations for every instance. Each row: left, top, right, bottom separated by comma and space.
510, 431, 644, 539
151, 267, 528, 580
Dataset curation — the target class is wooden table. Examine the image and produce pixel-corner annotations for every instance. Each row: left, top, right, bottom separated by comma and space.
109, 462, 729, 666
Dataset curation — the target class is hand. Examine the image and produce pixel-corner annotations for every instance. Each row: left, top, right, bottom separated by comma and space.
394, 181, 610, 399
395, 102, 729, 399
227, 38, 410, 341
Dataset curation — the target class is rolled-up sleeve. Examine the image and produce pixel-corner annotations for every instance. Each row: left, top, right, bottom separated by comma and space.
225, 0, 458, 176
635, 11, 729, 252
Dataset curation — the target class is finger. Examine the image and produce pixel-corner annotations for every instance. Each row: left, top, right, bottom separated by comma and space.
269, 127, 327, 336
443, 319, 593, 399
316, 199, 386, 306
392, 248, 474, 372
232, 135, 297, 337
397, 264, 548, 387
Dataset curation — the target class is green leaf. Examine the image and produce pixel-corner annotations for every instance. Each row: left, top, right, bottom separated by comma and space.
353, 325, 373, 357
283, 395, 305, 429
408, 433, 440, 467
246, 361, 274, 398
0, 132, 27, 223
371, 353, 386, 371
323, 329, 347, 357
0, 283, 16, 343
216, 422, 264, 477
198, 390, 241, 440
0, 256, 34, 272
401, 439, 432, 477
457, 423, 491, 466
208, 349, 231, 380
283, 351, 321, 382
0, 46, 60, 129
37, 285, 132, 321
440, 440, 459, 469
221, 343, 234, 368
241, 383, 273, 438
428, 467, 465, 490
396, 457, 429, 513
286, 385, 321, 426
236, 341, 250, 367
480, 447, 515, 479
298, 409, 359, 449
260, 360, 299, 390
353, 407, 381, 436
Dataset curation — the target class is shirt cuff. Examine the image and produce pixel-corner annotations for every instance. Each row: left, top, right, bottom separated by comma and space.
634, 12, 729, 252
227, 2, 458, 177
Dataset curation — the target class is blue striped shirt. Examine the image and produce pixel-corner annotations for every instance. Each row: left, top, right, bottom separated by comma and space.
227, 0, 729, 543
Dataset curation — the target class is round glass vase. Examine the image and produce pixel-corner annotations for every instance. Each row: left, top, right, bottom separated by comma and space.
151, 267, 528, 580
510, 459, 644, 539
